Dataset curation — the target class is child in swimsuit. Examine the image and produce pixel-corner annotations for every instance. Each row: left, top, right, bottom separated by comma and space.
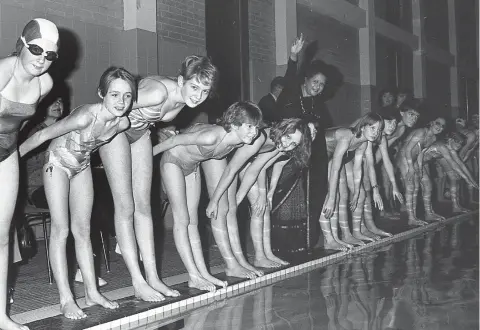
154, 101, 263, 292
19, 67, 136, 320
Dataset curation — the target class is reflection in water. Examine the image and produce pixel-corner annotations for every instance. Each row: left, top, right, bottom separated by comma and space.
147, 218, 478, 330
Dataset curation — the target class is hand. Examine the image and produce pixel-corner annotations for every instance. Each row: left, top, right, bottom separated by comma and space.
468, 180, 479, 190
322, 196, 336, 219
349, 192, 360, 211
392, 188, 404, 204
308, 122, 317, 140
290, 33, 305, 56
206, 200, 219, 220
372, 188, 384, 211
252, 191, 267, 216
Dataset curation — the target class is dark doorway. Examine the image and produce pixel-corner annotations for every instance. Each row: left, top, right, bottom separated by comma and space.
204, 0, 250, 123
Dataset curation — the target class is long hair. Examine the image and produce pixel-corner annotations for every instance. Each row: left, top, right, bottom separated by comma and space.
269, 118, 312, 168
351, 112, 384, 143
217, 101, 263, 132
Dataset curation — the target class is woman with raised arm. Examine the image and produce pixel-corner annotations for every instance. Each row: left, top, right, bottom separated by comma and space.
19, 67, 135, 319
0, 18, 58, 330
321, 113, 384, 251
99, 56, 217, 301
395, 117, 446, 226
155, 101, 262, 292
234, 118, 311, 267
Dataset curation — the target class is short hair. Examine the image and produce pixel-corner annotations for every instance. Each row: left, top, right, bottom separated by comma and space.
378, 106, 398, 121
445, 131, 466, 145
217, 101, 263, 132
179, 55, 219, 98
270, 76, 285, 91
303, 60, 329, 80
400, 99, 421, 113
377, 88, 397, 106
269, 118, 312, 168
351, 112, 385, 142
98, 67, 137, 102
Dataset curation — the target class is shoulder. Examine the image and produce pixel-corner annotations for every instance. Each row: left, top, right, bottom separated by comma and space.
138, 76, 169, 103
68, 105, 95, 128
0, 57, 16, 91
39, 73, 53, 97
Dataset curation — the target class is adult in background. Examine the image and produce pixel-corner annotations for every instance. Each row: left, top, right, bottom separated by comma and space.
0, 18, 58, 330
258, 76, 284, 125
266, 34, 330, 256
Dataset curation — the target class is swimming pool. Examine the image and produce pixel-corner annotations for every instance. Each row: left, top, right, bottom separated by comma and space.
139, 216, 479, 330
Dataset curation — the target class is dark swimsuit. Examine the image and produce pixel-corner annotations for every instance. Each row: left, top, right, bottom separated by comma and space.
160, 124, 235, 176
0, 74, 38, 162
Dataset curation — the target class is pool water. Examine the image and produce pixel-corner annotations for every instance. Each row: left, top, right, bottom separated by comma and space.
143, 216, 479, 330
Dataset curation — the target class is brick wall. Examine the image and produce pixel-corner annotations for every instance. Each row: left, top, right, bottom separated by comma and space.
156, 0, 206, 76
248, 0, 276, 102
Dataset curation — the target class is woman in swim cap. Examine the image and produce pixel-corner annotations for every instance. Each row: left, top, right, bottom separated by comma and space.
0, 18, 58, 330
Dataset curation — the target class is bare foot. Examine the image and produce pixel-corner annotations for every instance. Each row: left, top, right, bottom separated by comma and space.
408, 218, 428, 226
240, 262, 264, 277
364, 226, 392, 238
147, 278, 180, 297
226, 266, 257, 279
85, 291, 119, 309
360, 227, 382, 240
60, 300, 87, 320
452, 206, 471, 213
254, 258, 280, 268
425, 212, 446, 222
324, 239, 351, 251
266, 254, 289, 266
133, 282, 165, 302
352, 232, 376, 243
188, 274, 216, 292
0, 316, 30, 330
202, 273, 228, 288
341, 235, 366, 246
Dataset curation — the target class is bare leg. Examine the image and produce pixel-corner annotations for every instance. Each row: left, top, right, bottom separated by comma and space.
226, 178, 263, 276
162, 164, 222, 292
203, 159, 259, 279
448, 173, 470, 212
338, 167, 364, 245
400, 163, 427, 226
43, 165, 86, 319
362, 166, 390, 238
131, 136, 179, 297
69, 169, 118, 310
420, 166, 445, 221
247, 187, 279, 268
0, 153, 29, 330
99, 134, 165, 302
262, 203, 288, 265
321, 161, 352, 251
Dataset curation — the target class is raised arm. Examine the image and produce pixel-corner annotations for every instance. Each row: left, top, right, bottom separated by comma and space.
19, 107, 91, 157
152, 127, 218, 156
236, 150, 281, 205
206, 134, 266, 219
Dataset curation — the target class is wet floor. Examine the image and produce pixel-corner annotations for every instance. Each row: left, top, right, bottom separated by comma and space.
144, 216, 479, 330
